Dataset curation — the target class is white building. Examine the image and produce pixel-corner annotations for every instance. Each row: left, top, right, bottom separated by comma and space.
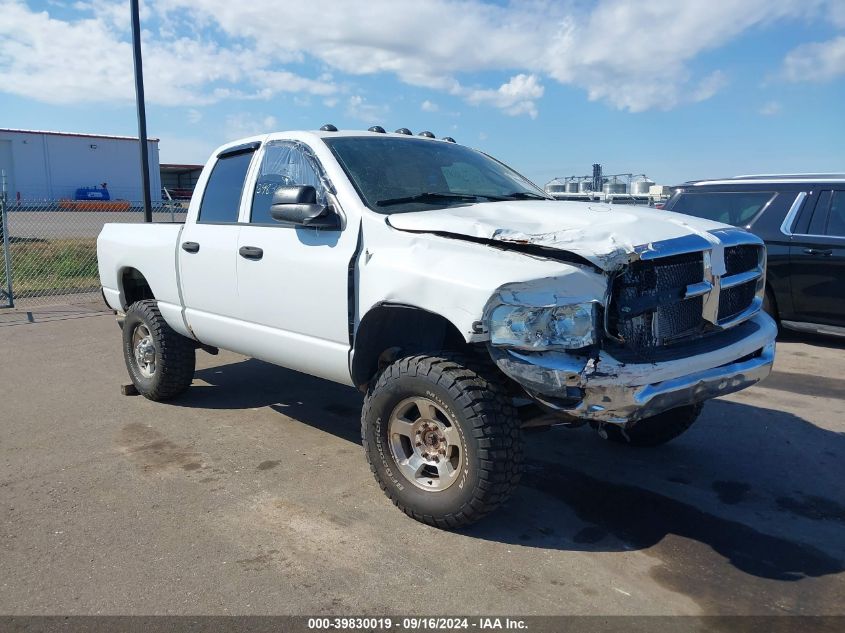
0, 128, 161, 202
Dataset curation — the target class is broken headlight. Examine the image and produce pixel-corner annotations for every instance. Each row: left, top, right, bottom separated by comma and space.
488, 302, 597, 351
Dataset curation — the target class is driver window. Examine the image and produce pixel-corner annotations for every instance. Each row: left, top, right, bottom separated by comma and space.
251, 142, 327, 223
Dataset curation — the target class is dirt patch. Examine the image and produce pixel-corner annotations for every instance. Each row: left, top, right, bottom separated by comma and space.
118, 422, 207, 474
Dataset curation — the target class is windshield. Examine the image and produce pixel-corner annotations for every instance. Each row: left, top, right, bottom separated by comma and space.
668, 191, 776, 226
323, 136, 549, 213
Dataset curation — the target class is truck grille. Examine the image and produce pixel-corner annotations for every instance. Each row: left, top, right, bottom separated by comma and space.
725, 245, 759, 276
608, 241, 764, 355
719, 282, 757, 321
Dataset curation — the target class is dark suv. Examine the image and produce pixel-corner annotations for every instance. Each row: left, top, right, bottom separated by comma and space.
664, 174, 845, 337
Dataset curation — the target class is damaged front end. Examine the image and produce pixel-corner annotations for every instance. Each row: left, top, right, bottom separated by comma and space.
484, 230, 777, 427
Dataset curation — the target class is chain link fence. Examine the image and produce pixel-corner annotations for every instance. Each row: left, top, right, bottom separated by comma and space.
0, 198, 186, 308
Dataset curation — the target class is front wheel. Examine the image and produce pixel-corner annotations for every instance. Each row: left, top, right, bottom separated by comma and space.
593, 403, 703, 447
122, 300, 196, 401
362, 353, 523, 528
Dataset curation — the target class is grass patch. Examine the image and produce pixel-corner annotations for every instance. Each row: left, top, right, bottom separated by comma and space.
2, 238, 99, 296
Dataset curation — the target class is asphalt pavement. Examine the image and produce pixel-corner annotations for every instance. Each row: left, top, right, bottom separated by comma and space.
1, 302, 843, 615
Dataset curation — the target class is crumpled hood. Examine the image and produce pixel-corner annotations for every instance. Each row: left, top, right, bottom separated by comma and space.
386, 200, 729, 270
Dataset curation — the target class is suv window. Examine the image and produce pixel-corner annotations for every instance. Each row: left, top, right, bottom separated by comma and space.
807, 191, 832, 235
251, 142, 327, 224
669, 191, 775, 226
198, 151, 254, 223
826, 191, 845, 237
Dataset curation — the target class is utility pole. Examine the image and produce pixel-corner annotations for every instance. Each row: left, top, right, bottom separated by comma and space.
130, 0, 152, 222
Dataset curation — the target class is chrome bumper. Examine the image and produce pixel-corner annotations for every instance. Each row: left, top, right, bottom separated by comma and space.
490, 312, 777, 425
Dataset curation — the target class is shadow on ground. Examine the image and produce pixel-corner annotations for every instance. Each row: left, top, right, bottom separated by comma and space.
176, 358, 845, 591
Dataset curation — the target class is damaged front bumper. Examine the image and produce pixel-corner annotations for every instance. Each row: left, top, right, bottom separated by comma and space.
490, 312, 777, 425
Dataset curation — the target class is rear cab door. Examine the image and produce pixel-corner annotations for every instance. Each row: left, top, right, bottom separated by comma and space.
178, 140, 261, 348
788, 189, 845, 327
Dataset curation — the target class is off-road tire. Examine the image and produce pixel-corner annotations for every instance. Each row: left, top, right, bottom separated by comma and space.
362, 352, 523, 528
593, 403, 703, 447
122, 300, 195, 401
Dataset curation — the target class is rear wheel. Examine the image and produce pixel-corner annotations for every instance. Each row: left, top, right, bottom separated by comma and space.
593, 403, 703, 447
122, 300, 196, 401
362, 353, 523, 528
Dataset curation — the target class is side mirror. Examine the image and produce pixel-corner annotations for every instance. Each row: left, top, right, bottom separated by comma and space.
269, 185, 339, 229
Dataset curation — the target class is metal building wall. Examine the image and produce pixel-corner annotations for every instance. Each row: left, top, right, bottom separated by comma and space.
0, 130, 161, 202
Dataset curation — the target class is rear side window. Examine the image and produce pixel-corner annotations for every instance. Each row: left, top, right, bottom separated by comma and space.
669, 191, 775, 226
808, 191, 832, 235
198, 151, 254, 223
825, 191, 845, 237
795, 190, 832, 234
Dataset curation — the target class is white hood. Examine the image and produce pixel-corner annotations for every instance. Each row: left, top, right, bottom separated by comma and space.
386, 200, 730, 270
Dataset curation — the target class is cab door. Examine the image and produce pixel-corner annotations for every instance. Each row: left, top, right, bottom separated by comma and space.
789, 189, 845, 327
234, 141, 359, 385
178, 144, 258, 348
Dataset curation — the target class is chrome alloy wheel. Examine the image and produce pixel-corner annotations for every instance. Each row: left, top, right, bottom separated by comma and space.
388, 397, 463, 491
132, 324, 156, 378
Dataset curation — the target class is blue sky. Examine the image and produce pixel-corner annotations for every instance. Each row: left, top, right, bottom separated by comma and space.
1, 0, 843, 187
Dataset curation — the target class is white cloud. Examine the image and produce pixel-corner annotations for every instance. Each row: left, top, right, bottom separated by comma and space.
421, 100, 439, 112
1, 0, 842, 116
345, 95, 388, 122
759, 101, 782, 116
156, 0, 838, 113
224, 113, 277, 138
783, 36, 845, 82
187, 108, 203, 123
249, 69, 337, 97
0, 1, 336, 106
464, 74, 544, 118
690, 71, 728, 104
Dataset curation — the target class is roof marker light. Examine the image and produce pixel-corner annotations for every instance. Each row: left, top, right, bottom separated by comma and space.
418, 130, 435, 138
394, 128, 412, 135
441, 137, 456, 143
368, 126, 386, 133
320, 123, 338, 132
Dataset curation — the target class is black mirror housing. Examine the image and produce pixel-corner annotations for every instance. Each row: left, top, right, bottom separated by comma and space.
269, 185, 339, 229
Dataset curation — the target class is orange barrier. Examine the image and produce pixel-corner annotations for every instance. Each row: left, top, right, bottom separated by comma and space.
58, 199, 132, 212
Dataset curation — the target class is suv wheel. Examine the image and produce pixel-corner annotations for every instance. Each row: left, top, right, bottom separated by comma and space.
122, 300, 196, 401
362, 353, 523, 528
593, 403, 703, 447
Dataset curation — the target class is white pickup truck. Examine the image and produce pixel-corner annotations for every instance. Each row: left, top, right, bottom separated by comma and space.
97, 127, 777, 527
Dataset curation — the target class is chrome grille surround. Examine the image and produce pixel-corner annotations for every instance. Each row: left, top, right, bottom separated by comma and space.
608, 229, 766, 350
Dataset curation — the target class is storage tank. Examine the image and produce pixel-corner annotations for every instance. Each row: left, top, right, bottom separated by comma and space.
565, 181, 579, 193
544, 181, 565, 195
603, 180, 627, 194
578, 180, 593, 193
630, 178, 655, 195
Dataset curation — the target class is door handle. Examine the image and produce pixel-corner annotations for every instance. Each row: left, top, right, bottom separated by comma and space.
181, 241, 200, 253
239, 246, 264, 260
803, 248, 833, 256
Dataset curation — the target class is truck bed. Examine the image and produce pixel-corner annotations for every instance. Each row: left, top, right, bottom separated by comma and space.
97, 222, 184, 314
